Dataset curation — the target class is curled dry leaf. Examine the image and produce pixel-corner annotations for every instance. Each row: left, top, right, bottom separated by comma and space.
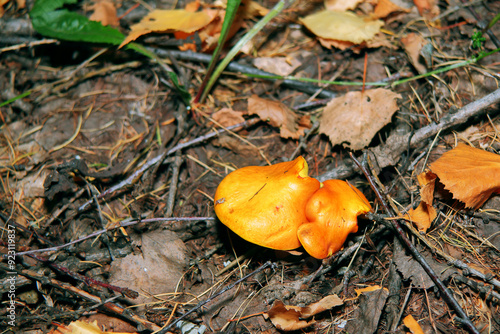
403, 201, 436, 232
403, 171, 437, 232
319, 88, 401, 150
265, 295, 343, 331
89, 0, 119, 27
300, 10, 384, 45
401, 33, 431, 74
429, 143, 500, 209
413, 0, 440, 20
373, 0, 411, 19
403, 314, 425, 334
211, 108, 245, 127
248, 95, 311, 139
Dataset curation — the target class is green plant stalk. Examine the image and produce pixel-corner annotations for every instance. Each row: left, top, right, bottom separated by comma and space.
391, 47, 500, 87
195, 0, 242, 104
198, 0, 288, 103
0, 91, 32, 108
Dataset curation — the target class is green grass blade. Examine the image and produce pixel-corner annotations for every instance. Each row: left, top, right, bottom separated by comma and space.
198, 0, 287, 103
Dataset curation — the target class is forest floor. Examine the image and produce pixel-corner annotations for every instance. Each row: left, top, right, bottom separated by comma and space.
1, 0, 500, 333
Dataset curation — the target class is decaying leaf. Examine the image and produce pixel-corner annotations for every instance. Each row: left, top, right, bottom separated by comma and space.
264, 295, 343, 331
253, 56, 301, 76
89, 0, 119, 27
211, 108, 245, 127
417, 171, 437, 205
413, 0, 440, 20
403, 314, 425, 334
52, 320, 139, 334
120, 9, 215, 47
324, 0, 364, 11
373, 0, 411, 19
401, 33, 431, 74
300, 10, 384, 45
404, 201, 436, 232
248, 95, 311, 139
319, 88, 401, 150
429, 143, 500, 209
403, 171, 437, 232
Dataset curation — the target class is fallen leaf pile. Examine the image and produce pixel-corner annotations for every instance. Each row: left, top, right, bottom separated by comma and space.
264, 295, 343, 331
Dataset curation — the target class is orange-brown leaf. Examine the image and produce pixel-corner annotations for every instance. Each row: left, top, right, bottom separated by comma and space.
403, 314, 425, 334
265, 295, 343, 331
429, 143, 500, 209
403, 201, 437, 232
373, 0, 410, 19
248, 95, 310, 139
89, 0, 119, 27
417, 170, 437, 205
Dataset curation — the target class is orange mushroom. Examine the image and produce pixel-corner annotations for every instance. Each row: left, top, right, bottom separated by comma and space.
297, 180, 372, 259
214, 157, 320, 250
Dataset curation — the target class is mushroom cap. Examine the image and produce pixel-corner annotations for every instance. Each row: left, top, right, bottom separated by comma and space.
298, 180, 372, 259
214, 157, 320, 250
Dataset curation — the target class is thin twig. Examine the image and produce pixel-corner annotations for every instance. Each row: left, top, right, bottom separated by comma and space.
350, 152, 480, 334
11, 217, 214, 257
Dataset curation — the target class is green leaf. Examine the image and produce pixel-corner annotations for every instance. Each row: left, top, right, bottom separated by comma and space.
195, 0, 241, 103
30, 0, 191, 106
31, 9, 125, 45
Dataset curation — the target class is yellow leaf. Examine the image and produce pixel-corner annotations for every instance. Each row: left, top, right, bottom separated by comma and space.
355, 285, 387, 296
403, 314, 425, 334
300, 10, 384, 44
429, 143, 500, 209
120, 9, 213, 48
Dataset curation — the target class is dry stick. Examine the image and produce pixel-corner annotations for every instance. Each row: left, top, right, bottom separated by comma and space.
12, 217, 214, 257
0, 263, 160, 331
77, 118, 260, 212
157, 261, 273, 334
319, 88, 500, 181
350, 153, 480, 334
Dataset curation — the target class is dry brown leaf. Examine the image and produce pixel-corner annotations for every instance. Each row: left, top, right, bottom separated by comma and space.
265, 295, 343, 331
413, 0, 440, 20
89, 0, 119, 27
52, 320, 138, 334
248, 95, 311, 139
324, 0, 364, 11
403, 201, 437, 232
300, 10, 384, 45
120, 9, 215, 48
417, 171, 437, 205
373, 0, 410, 19
319, 88, 401, 150
403, 314, 425, 334
211, 108, 245, 127
253, 56, 301, 76
401, 33, 430, 74
429, 143, 500, 209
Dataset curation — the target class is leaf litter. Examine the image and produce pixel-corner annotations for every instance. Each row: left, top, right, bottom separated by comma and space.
1, 0, 500, 333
